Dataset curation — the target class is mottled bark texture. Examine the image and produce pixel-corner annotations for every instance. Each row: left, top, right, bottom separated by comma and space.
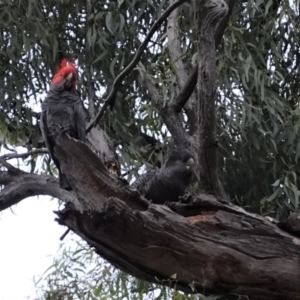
1, 134, 300, 299
196, 0, 228, 198
50, 135, 300, 300
87, 125, 120, 176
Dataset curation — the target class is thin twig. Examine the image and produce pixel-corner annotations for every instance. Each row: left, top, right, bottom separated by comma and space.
0, 158, 22, 173
60, 229, 71, 241
0, 149, 49, 160
86, 0, 190, 133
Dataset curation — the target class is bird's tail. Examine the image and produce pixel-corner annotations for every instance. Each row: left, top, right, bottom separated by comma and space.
59, 171, 72, 191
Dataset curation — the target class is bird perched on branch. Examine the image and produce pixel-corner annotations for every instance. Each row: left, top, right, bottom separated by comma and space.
40, 59, 86, 190
132, 147, 194, 204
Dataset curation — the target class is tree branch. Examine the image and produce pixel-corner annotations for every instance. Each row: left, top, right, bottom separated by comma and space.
167, 0, 198, 134
167, 2, 190, 91
0, 148, 49, 160
48, 135, 300, 299
86, 0, 190, 133
54, 134, 148, 211
195, 0, 228, 197
214, 0, 236, 47
0, 158, 24, 173
171, 0, 236, 116
172, 67, 198, 113
138, 68, 190, 148
0, 170, 78, 212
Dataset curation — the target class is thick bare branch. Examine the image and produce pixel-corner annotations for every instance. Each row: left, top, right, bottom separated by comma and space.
0, 170, 77, 212
167, 0, 198, 134
86, 0, 190, 133
138, 69, 190, 147
0, 158, 24, 173
48, 135, 300, 300
215, 0, 236, 47
172, 67, 198, 113
54, 134, 148, 211
167, 2, 189, 91
87, 126, 120, 175
172, 0, 235, 116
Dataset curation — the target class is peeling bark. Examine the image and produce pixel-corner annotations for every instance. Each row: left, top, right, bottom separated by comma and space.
87, 125, 120, 175
2, 1, 298, 299
51, 135, 300, 300
1, 134, 300, 299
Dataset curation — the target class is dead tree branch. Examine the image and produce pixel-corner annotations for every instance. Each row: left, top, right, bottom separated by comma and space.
167, 2, 191, 91
172, 67, 198, 113
0, 158, 24, 173
0, 169, 77, 212
1, 134, 300, 299
48, 135, 300, 300
215, 0, 236, 47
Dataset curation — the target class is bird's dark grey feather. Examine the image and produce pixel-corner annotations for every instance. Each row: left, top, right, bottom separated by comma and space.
40, 83, 86, 190
132, 147, 194, 204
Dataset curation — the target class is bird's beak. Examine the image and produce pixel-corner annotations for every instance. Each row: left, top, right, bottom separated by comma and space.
64, 73, 75, 89
186, 157, 201, 184
186, 158, 195, 166
186, 158, 194, 171
66, 72, 73, 82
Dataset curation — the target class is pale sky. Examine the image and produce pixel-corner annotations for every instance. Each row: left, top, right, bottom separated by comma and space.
0, 196, 64, 300
0, 145, 68, 300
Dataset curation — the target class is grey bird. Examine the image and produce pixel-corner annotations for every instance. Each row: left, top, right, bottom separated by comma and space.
132, 147, 194, 204
40, 59, 86, 190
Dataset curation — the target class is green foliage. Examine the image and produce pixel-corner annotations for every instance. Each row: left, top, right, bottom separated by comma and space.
1, 0, 300, 297
33, 236, 203, 300
0, 0, 298, 216
217, 0, 300, 218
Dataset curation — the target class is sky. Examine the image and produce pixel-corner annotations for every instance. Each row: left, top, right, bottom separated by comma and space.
0, 195, 64, 300
0, 146, 67, 300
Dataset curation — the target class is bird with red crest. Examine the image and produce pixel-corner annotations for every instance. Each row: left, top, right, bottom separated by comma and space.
40, 58, 86, 190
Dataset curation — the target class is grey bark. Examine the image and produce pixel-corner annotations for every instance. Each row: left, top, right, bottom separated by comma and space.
1, 135, 300, 299
167, 2, 198, 134
195, 0, 228, 197
49, 135, 300, 300
138, 69, 190, 148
